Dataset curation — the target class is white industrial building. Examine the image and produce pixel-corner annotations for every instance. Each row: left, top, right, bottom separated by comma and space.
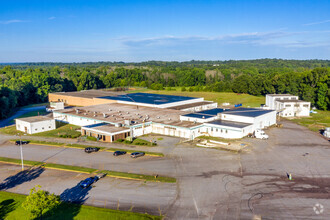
15, 116, 56, 134
46, 102, 64, 112
265, 94, 310, 117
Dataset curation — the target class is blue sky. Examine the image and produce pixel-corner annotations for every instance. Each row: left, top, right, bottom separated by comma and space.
0, 0, 329, 62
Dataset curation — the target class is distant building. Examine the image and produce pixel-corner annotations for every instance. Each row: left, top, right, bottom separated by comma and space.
265, 94, 310, 117
46, 102, 64, 112
49, 91, 276, 141
15, 116, 56, 134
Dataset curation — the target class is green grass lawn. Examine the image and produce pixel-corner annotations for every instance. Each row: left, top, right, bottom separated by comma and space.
20, 102, 49, 109
139, 88, 264, 107
99, 170, 176, 183
289, 110, 330, 132
32, 123, 81, 138
10, 139, 65, 146
0, 123, 81, 139
0, 191, 161, 220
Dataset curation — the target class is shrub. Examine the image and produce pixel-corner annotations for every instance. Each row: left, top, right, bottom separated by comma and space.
115, 139, 123, 142
86, 136, 97, 141
123, 140, 132, 144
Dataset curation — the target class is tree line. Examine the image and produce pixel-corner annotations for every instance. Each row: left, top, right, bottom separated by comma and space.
0, 59, 329, 119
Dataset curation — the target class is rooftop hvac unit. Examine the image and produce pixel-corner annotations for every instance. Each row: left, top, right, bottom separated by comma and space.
84, 113, 87, 115
93, 115, 96, 117
118, 111, 121, 113
202, 116, 205, 119
109, 109, 112, 111
169, 118, 171, 120
126, 112, 129, 114
75, 109, 80, 114
103, 113, 107, 118
124, 120, 131, 125
157, 116, 160, 119
326, 127, 330, 132
115, 123, 122, 127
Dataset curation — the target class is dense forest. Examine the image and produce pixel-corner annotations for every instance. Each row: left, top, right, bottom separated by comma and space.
0, 59, 329, 119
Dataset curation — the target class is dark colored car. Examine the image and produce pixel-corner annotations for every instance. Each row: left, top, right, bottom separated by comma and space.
95, 173, 107, 180
113, 151, 127, 156
15, 140, 28, 145
130, 152, 145, 158
84, 147, 99, 153
80, 177, 98, 188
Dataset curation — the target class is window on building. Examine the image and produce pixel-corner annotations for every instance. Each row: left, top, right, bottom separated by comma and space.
211, 128, 213, 132
221, 129, 223, 133
303, 104, 309, 107
35, 128, 37, 131
225, 130, 228, 133
285, 104, 291, 107
49, 126, 51, 128
294, 104, 299, 107
42, 127, 44, 130
216, 128, 218, 132
284, 98, 289, 100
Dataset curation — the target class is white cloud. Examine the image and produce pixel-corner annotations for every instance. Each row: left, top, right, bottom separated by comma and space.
0, 19, 28, 24
303, 19, 330, 26
48, 16, 56, 20
115, 30, 330, 49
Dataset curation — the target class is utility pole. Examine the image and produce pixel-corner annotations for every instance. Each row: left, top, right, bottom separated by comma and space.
18, 133, 24, 171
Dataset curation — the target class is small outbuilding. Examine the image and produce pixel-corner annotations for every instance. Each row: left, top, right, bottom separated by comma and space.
15, 116, 56, 134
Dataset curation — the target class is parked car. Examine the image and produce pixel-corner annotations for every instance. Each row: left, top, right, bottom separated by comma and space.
80, 177, 98, 188
84, 147, 99, 153
15, 140, 28, 145
113, 151, 127, 156
130, 152, 145, 158
95, 173, 107, 180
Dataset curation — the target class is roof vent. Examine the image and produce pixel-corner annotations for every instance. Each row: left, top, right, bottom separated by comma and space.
93, 114, 96, 117
202, 116, 205, 119
109, 109, 112, 111
169, 118, 171, 120
76, 109, 80, 114
84, 113, 87, 115
103, 113, 107, 118
118, 111, 121, 113
126, 112, 129, 114
157, 116, 160, 119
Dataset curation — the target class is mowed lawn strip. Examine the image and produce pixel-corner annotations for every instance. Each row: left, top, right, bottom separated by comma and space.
0, 157, 176, 182
0, 191, 162, 220
99, 170, 176, 183
10, 139, 64, 146
65, 143, 106, 150
44, 163, 97, 174
0, 157, 44, 166
106, 148, 164, 157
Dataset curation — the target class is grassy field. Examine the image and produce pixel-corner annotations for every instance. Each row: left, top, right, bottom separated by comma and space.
1, 124, 81, 139
0, 191, 161, 220
289, 110, 330, 132
0, 157, 44, 166
136, 88, 265, 107
21, 102, 48, 109
32, 123, 81, 138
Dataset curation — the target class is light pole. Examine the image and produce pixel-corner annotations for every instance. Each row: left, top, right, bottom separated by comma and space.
17, 133, 24, 171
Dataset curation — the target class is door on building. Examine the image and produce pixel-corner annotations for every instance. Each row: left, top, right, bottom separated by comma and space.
24, 127, 27, 133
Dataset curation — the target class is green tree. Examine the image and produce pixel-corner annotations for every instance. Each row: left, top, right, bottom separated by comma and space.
316, 83, 329, 110
22, 185, 60, 219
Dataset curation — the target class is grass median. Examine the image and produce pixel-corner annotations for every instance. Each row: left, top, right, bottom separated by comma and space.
0, 157, 44, 166
106, 148, 164, 157
0, 157, 175, 183
0, 191, 162, 220
10, 139, 64, 146
99, 170, 176, 183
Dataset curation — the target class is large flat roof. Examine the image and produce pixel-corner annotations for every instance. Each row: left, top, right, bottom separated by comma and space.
82, 123, 129, 134
276, 100, 310, 103
16, 116, 53, 123
56, 103, 202, 128
167, 101, 213, 110
206, 120, 252, 128
98, 93, 198, 105
181, 108, 224, 119
223, 108, 274, 117
267, 94, 296, 97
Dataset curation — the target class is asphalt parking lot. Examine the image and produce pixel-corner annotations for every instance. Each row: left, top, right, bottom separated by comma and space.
0, 163, 176, 215
0, 120, 329, 219
0, 143, 176, 176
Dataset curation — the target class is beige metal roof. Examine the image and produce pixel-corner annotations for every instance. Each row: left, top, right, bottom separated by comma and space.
56, 103, 202, 128
15, 115, 54, 123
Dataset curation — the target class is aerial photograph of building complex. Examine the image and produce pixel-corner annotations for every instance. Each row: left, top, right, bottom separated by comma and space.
0, 1, 329, 219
